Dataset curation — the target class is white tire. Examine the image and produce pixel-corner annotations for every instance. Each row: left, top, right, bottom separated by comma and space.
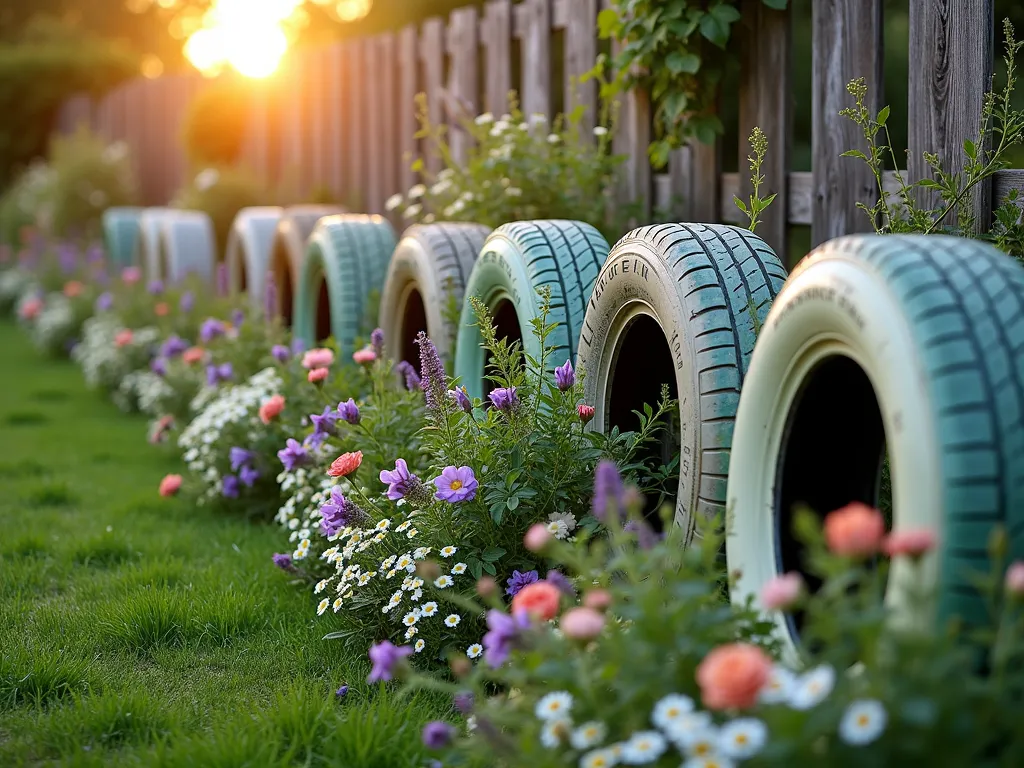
137, 207, 177, 281
269, 205, 345, 324
226, 206, 284, 311
158, 210, 216, 285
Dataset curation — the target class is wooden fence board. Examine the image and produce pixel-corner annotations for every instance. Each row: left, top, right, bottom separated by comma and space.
448, 6, 480, 162
325, 45, 344, 198
564, 0, 597, 137
420, 18, 446, 174
520, 0, 551, 120
398, 25, 419, 192
367, 38, 385, 213
482, 0, 512, 115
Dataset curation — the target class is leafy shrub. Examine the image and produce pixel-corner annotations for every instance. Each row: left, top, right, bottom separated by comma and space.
181, 79, 252, 168
0, 162, 51, 247
171, 166, 274, 254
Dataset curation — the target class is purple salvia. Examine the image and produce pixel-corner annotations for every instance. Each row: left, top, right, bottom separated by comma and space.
264, 273, 278, 319
415, 332, 449, 413
216, 262, 228, 296
593, 459, 626, 523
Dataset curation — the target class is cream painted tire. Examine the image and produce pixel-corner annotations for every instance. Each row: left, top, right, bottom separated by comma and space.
726, 234, 1024, 662
226, 206, 283, 311
269, 205, 344, 325
102, 207, 144, 267
158, 210, 216, 284
578, 223, 787, 538
137, 207, 177, 281
380, 223, 490, 367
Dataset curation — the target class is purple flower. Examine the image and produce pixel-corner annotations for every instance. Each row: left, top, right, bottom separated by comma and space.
335, 684, 349, 700
320, 486, 369, 536
147, 279, 164, 295
422, 721, 456, 750
433, 466, 478, 503
416, 332, 448, 411
179, 291, 195, 313
554, 359, 575, 391
303, 431, 327, 450
336, 398, 360, 425
230, 308, 245, 328
86, 244, 104, 264
481, 608, 531, 667
272, 553, 293, 570
57, 243, 77, 274
310, 406, 339, 437
239, 465, 261, 487
505, 569, 539, 597
264, 275, 278, 319
367, 640, 412, 683
206, 362, 233, 387
291, 336, 307, 355
624, 519, 659, 550
150, 357, 168, 377
450, 386, 472, 413
545, 569, 576, 597
160, 335, 189, 358
593, 459, 625, 523
453, 692, 474, 714
395, 360, 421, 391
370, 328, 384, 356
95, 292, 113, 312
216, 263, 228, 296
277, 438, 310, 471
229, 447, 254, 472
199, 318, 226, 344
271, 344, 290, 363
488, 387, 518, 411
222, 474, 240, 498
380, 459, 419, 501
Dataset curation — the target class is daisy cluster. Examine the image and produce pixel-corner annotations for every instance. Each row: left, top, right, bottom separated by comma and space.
0, 269, 36, 314
72, 315, 160, 392
274, 456, 340, 558
531, 664, 886, 768
28, 292, 75, 355
113, 369, 174, 415
179, 367, 282, 504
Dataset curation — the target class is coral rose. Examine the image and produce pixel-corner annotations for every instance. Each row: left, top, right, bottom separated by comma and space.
63, 280, 83, 298
308, 367, 329, 384
301, 348, 335, 369
154, 301, 169, 317
696, 643, 772, 710
882, 529, 936, 559
114, 329, 134, 347
328, 451, 363, 477
182, 347, 205, 364
353, 347, 377, 365
159, 474, 182, 497
1006, 561, 1024, 596
582, 589, 613, 611
760, 572, 804, 610
510, 581, 561, 621
259, 394, 285, 425
524, 523, 552, 552
19, 298, 42, 320
824, 502, 886, 557
560, 607, 605, 641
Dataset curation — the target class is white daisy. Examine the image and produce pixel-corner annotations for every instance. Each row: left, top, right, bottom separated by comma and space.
316, 598, 330, 615
651, 693, 695, 730
358, 573, 372, 586
396, 554, 414, 570
467, 643, 483, 659
548, 510, 577, 532
717, 718, 767, 760
405, 627, 418, 639
789, 665, 835, 710
440, 545, 458, 557
579, 748, 617, 768
381, 555, 396, 569
535, 691, 574, 721
759, 665, 797, 704
664, 712, 713, 749
314, 579, 328, 594
375, 518, 390, 530
838, 699, 887, 746
444, 614, 461, 627
434, 575, 453, 589
452, 562, 468, 574
402, 611, 419, 627
540, 717, 572, 748
681, 757, 735, 768
372, 531, 386, 543
413, 546, 431, 559
570, 720, 607, 750
680, 728, 719, 759
406, 528, 419, 538
388, 591, 403, 606
411, 588, 423, 600
332, 597, 344, 612
621, 731, 668, 763
547, 520, 570, 539
395, 520, 411, 532
415, 638, 426, 653
420, 601, 439, 617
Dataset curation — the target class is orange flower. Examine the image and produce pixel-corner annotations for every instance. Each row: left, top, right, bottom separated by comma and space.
159, 474, 182, 497
328, 451, 363, 477
695, 643, 772, 711
510, 581, 562, 621
182, 346, 205, 364
259, 394, 285, 425
154, 301, 169, 316
824, 502, 886, 557
114, 329, 134, 347
63, 280, 83, 298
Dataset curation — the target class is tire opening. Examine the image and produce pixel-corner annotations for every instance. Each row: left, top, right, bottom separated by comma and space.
280, 259, 294, 327
315, 276, 331, 343
774, 354, 887, 636
157, 239, 170, 282
482, 298, 524, 396
400, 286, 428, 374
606, 314, 679, 530
237, 254, 247, 293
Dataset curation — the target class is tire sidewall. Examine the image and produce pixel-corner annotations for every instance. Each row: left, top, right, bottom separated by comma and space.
380, 234, 448, 362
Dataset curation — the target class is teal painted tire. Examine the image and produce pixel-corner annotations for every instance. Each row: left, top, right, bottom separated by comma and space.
726, 234, 1024, 661
226, 206, 283, 311
270, 205, 344, 325
158, 210, 216, 285
102, 207, 144, 268
379, 223, 490, 368
137, 207, 177, 281
453, 220, 609, 399
294, 214, 396, 352
577, 223, 787, 541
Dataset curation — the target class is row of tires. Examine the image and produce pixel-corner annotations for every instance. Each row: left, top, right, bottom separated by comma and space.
102, 205, 1024, 659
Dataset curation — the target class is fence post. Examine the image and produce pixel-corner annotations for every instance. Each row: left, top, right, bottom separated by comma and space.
520, 0, 551, 120
483, 0, 513, 116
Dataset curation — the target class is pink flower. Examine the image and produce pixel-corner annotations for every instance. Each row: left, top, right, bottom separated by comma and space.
560, 607, 605, 641
114, 329, 134, 347
353, 347, 377, 365
121, 266, 142, 284
577, 404, 595, 424
182, 346, 205, 364
583, 589, 612, 611
510, 581, 562, 621
882, 529, 936, 560
824, 502, 886, 558
328, 451, 363, 477
159, 474, 182, 497
301, 348, 335, 369
259, 394, 285, 424
308, 367, 329, 384
154, 301, 169, 317
63, 280, 83, 298
19, 297, 42, 320
760, 572, 804, 610
1006, 561, 1024, 596
524, 523, 552, 552
695, 643, 772, 711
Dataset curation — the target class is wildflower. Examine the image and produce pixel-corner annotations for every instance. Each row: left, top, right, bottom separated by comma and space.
758, 665, 796, 704
452, 562, 468, 575
221, 474, 240, 499
230, 447, 255, 472
335, 684, 348, 700
395, 360, 422, 391
578, 403, 595, 423
592, 460, 626, 522
179, 290, 194, 312
652, 694, 695, 730
385, 193, 403, 211
475, 112, 494, 124
310, 406, 339, 437
320, 487, 369, 535
838, 699, 887, 745
454, 691, 474, 714
760, 572, 804, 610
413, 547, 430, 560
1006, 561, 1024, 595
824, 502, 886, 557
695, 643, 772, 711
367, 640, 412, 683
114, 329, 133, 347
182, 346, 205, 364
414, 638, 425, 652
788, 665, 835, 710
160, 335, 189, 358
380, 458, 422, 501
570, 721, 607, 751
272, 553, 292, 570
337, 398, 360, 424
151, 357, 168, 377
512, 580, 560, 620
94, 292, 113, 312
199, 318, 226, 343
525, 523, 552, 552
882, 528, 936, 559
403, 611, 420, 627
158, 474, 182, 497
482, 608, 531, 667
444, 614, 461, 627
260, 394, 286, 424
434, 575, 453, 589
317, 598, 330, 615
147, 279, 164, 295
718, 718, 767, 760
416, 332, 449, 411
449, 385, 472, 413
403, 204, 422, 219
466, 643, 483, 659
122, 266, 142, 284
593, 125, 609, 137
488, 386, 518, 411
433, 465, 478, 502
621, 731, 667, 764
560, 607, 604, 640
240, 465, 260, 487
271, 344, 291, 363
370, 327, 384, 355
535, 691, 573, 721
308, 367, 329, 384
664, 711, 713, 751
420, 601, 439, 617
506, 569, 539, 597
328, 451, 363, 477
353, 347, 376, 365
541, 717, 572, 748
580, 748, 617, 768
206, 362, 233, 387
554, 358, 575, 390
277, 438, 310, 471
154, 302, 169, 317
545, 569, 575, 596
302, 347, 335, 369
422, 720, 456, 749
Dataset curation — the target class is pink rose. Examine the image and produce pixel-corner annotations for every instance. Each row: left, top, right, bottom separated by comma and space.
121, 266, 142, 284
19, 297, 42, 320
582, 589, 612, 611
1006, 561, 1024, 596
882, 529, 936, 560
560, 607, 605, 641
159, 474, 182, 497
760, 572, 804, 610
524, 523, 552, 552
259, 394, 285, 424
696, 643, 772, 711
824, 502, 886, 558
353, 347, 377, 365
308, 367, 329, 384
510, 581, 561, 621
114, 329, 134, 348
301, 348, 335, 369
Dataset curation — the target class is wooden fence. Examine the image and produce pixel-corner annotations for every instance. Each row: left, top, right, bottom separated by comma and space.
56, 0, 1024, 259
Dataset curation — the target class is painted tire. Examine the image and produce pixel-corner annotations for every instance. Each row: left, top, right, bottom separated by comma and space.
137, 207, 177, 281
102, 207, 144, 268
158, 210, 216, 285
226, 206, 284, 311
578, 223, 788, 538
726, 234, 1024, 659
453, 220, 609, 399
270, 205, 345, 325
379, 223, 491, 367
294, 214, 397, 353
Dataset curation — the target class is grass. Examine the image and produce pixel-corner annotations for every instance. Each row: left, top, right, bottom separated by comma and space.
0, 322, 444, 766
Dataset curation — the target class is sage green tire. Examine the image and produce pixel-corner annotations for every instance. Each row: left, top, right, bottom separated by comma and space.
380, 223, 490, 367
270, 205, 345, 325
726, 234, 1024, 661
454, 220, 610, 399
102, 207, 143, 268
158, 210, 216, 285
294, 214, 396, 352
137, 207, 177, 281
578, 223, 788, 540
226, 206, 283, 311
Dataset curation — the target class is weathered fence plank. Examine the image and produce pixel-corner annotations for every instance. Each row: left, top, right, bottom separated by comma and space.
378, 33, 400, 212
448, 6, 480, 162
482, 0, 512, 115
420, 18, 446, 174
344, 40, 368, 207
326, 45, 345, 198
398, 26, 419, 192
367, 38, 385, 213
520, 0, 551, 120
564, 0, 598, 137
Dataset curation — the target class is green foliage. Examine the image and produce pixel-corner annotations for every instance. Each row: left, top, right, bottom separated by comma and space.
594, 0, 788, 168
171, 165, 274, 253
182, 78, 253, 168
733, 126, 777, 235
840, 18, 1024, 257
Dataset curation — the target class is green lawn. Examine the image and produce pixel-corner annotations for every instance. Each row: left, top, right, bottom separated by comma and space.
0, 322, 440, 767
